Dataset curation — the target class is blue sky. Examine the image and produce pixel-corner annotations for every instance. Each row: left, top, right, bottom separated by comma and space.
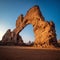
0, 0, 60, 43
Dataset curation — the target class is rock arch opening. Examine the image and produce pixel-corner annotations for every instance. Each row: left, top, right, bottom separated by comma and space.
20, 24, 35, 43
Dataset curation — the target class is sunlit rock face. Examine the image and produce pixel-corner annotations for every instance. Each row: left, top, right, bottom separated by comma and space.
34, 21, 57, 47
2, 5, 58, 47
13, 5, 57, 47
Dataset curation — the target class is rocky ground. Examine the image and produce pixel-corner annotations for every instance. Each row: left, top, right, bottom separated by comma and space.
0, 46, 60, 60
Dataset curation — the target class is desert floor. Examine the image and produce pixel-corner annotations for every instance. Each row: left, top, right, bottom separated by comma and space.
0, 46, 60, 60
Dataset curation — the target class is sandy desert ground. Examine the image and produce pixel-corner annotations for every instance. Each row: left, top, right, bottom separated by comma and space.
0, 46, 60, 60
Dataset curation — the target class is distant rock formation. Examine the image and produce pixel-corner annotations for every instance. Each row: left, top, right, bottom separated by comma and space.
1, 5, 58, 47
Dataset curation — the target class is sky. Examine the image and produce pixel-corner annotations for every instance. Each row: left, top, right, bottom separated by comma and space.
0, 0, 60, 43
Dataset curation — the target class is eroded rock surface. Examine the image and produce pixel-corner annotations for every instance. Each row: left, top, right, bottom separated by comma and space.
2, 29, 23, 45
2, 5, 58, 47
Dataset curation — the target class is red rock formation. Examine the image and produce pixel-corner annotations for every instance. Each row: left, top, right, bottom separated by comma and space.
2, 5, 58, 47
2, 29, 23, 45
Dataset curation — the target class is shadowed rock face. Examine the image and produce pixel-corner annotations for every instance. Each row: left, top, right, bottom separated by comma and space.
2, 29, 23, 45
2, 5, 58, 47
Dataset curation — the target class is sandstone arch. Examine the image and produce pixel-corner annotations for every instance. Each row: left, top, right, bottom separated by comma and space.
2, 5, 58, 47
13, 5, 44, 34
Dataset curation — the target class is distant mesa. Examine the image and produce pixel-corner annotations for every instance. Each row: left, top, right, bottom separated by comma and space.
0, 5, 60, 48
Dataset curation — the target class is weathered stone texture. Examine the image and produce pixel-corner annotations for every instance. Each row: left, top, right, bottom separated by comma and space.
2, 29, 23, 45
2, 5, 58, 47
